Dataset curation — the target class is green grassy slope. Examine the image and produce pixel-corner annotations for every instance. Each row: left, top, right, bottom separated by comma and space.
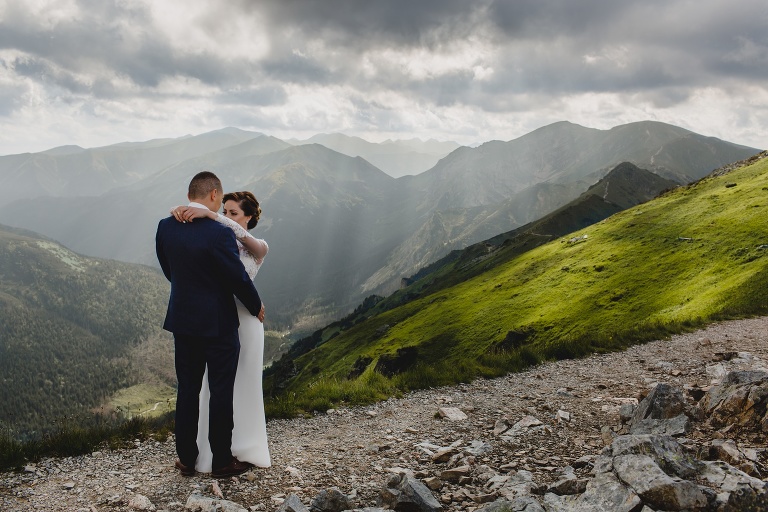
266, 153, 768, 414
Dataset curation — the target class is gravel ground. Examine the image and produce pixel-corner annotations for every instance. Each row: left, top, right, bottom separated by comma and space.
2, 315, 767, 512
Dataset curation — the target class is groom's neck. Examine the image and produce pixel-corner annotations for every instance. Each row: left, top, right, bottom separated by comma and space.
189, 197, 216, 212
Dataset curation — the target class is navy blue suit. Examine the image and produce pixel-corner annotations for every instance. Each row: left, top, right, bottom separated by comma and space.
156, 215, 261, 470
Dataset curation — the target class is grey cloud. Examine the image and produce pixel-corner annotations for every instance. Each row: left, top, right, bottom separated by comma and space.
0, 1, 254, 94
0, 82, 27, 117
217, 85, 287, 106
260, 53, 333, 85
251, 0, 484, 48
0, 0, 766, 118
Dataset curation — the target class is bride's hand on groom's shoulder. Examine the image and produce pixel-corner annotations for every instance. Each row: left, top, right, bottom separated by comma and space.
171, 205, 215, 223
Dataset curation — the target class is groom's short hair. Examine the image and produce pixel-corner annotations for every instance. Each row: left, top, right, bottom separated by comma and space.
188, 171, 222, 200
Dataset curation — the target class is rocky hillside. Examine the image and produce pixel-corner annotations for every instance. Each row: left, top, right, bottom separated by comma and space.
2, 316, 766, 511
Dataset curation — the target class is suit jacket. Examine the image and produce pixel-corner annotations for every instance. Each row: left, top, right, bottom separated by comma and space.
155, 216, 262, 337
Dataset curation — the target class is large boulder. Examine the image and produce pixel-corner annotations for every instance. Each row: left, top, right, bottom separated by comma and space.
702, 370, 768, 431
629, 383, 689, 436
613, 454, 707, 510
545, 433, 768, 511
699, 460, 768, 511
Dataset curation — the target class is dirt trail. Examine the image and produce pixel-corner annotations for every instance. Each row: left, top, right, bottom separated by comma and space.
2, 316, 767, 511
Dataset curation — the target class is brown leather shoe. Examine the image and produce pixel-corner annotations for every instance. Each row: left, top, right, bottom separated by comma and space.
175, 459, 195, 477
211, 457, 254, 478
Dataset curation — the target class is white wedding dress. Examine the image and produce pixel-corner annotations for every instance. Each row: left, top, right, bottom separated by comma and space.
195, 214, 271, 472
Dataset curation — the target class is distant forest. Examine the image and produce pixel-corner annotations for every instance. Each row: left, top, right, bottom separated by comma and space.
0, 226, 169, 439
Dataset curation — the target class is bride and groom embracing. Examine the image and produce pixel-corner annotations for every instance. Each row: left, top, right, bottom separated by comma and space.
155, 171, 271, 478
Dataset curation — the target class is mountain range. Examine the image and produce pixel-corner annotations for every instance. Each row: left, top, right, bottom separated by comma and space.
263, 152, 768, 413
0, 121, 759, 332
265, 161, 680, 385
287, 133, 461, 177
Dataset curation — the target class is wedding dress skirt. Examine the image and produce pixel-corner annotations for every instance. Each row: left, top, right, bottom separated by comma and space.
195, 300, 271, 472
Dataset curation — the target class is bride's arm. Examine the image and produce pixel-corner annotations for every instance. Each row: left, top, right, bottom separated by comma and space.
170, 206, 268, 262
214, 213, 269, 262
239, 234, 268, 263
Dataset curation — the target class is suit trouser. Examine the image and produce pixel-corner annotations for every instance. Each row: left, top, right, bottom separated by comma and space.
174, 332, 240, 470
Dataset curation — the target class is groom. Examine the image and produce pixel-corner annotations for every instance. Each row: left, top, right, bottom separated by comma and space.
156, 171, 263, 478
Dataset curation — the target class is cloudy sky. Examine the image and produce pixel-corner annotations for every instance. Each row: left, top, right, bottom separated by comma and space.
0, 0, 766, 155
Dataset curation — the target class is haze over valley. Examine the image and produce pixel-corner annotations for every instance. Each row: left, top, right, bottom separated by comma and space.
0, 119, 764, 437
0, 121, 757, 329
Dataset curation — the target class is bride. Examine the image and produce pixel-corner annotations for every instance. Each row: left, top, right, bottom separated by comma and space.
171, 190, 271, 471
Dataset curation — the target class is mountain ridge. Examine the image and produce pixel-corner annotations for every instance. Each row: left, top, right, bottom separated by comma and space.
263, 152, 768, 407
0, 122, 760, 330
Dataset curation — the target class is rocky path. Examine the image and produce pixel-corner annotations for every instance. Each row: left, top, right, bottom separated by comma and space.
2, 316, 767, 512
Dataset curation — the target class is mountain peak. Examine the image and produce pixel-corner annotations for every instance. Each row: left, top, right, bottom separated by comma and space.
42, 145, 85, 155
586, 161, 679, 209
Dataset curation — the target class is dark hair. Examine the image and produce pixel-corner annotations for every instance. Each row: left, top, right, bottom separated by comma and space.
188, 171, 222, 200
223, 191, 261, 230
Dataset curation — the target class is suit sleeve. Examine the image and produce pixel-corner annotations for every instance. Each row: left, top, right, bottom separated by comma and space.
155, 220, 171, 281
212, 228, 263, 316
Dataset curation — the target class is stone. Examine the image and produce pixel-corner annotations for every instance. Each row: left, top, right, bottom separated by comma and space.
379, 473, 441, 512
698, 460, 768, 509
547, 474, 588, 496
438, 407, 468, 421
474, 497, 545, 512
612, 454, 707, 510
600, 426, 616, 446
512, 416, 542, 429
618, 403, 636, 423
541, 493, 579, 512
432, 446, 459, 463
465, 440, 493, 457
495, 470, 541, 501
559, 472, 642, 512
469, 493, 495, 504
276, 494, 311, 512
423, 477, 442, 490
555, 410, 570, 423
703, 370, 768, 431
285, 466, 303, 481
607, 434, 701, 479
629, 413, 689, 436
186, 494, 248, 512
571, 455, 594, 469
628, 383, 688, 429
310, 487, 352, 512
128, 494, 155, 511
709, 438, 745, 466
440, 465, 471, 483
493, 419, 511, 436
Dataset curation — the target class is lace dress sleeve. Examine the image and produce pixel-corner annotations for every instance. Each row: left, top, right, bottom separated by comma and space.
214, 214, 268, 278
215, 213, 250, 240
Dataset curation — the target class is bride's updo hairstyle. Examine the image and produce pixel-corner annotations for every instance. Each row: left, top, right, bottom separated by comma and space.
223, 191, 261, 229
